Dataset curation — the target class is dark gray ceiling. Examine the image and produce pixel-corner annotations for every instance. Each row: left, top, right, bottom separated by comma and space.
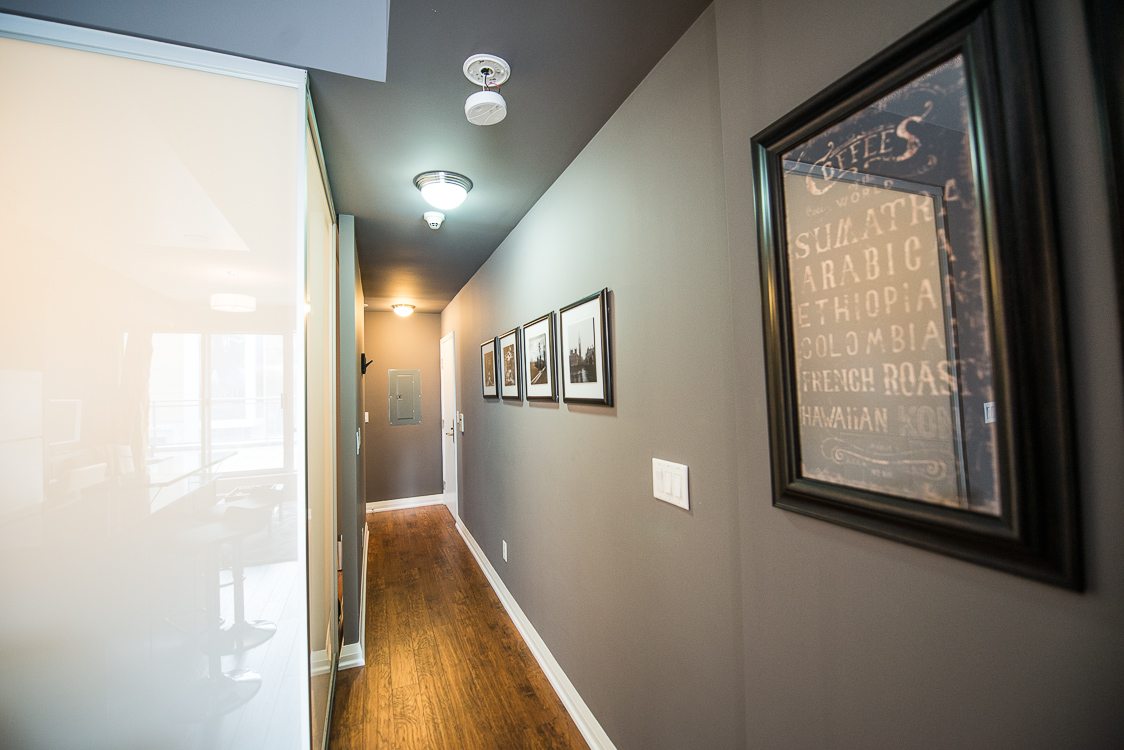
310, 0, 711, 313
0, 0, 389, 80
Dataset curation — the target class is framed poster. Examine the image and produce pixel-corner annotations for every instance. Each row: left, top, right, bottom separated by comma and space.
498, 328, 522, 400
751, 0, 1081, 587
521, 312, 558, 401
1084, 0, 1124, 350
560, 289, 612, 405
480, 338, 498, 399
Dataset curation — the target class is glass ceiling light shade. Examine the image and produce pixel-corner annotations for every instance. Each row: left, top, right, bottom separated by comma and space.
413, 171, 472, 210
210, 292, 256, 312
391, 304, 415, 317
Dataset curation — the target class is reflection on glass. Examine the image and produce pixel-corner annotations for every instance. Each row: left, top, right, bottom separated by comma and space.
0, 30, 307, 749
149, 333, 287, 477
780, 54, 1000, 515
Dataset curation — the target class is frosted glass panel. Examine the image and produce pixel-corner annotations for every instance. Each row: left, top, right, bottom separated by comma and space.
0, 31, 307, 750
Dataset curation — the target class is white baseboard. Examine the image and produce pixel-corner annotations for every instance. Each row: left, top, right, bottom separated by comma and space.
310, 648, 331, 677
366, 493, 445, 513
359, 523, 369, 656
454, 519, 616, 750
338, 642, 365, 671
338, 524, 370, 673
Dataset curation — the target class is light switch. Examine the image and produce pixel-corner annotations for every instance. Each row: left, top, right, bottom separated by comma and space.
652, 458, 689, 510
458, 412, 465, 433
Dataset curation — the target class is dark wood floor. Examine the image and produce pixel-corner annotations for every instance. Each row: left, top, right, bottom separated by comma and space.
329, 505, 588, 749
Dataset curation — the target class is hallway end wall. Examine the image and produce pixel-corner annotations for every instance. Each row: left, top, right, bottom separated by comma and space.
363, 311, 443, 502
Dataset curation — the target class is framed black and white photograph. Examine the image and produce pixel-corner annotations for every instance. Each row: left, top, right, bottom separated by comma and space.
559, 289, 612, 406
498, 328, 522, 400
751, 0, 1080, 587
521, 312, 557, 401
480, 338, 498, 399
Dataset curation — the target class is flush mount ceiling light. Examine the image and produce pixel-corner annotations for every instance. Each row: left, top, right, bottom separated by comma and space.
391, 303, 416, 317
463, 53, 510, 126
210, 293, 256, 312
414, 171, 473, 210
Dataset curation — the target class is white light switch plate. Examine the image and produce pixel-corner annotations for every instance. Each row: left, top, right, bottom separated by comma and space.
652, 458, 689, 510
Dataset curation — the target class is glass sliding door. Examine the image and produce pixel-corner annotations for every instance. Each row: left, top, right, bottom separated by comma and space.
305, 123, 340, 750
0, 15, 310, 749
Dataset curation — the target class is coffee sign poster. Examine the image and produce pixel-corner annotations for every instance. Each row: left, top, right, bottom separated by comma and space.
752, 0, 1082, 588
777, 55, 999, 515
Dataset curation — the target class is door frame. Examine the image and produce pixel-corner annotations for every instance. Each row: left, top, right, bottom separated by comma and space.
439, 331, 459, 520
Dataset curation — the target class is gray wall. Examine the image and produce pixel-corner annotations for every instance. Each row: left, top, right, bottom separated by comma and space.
445, 0, 1124, 748
442, 8, 743, 747
337, 215, 365, 645
363, 312, 443, 502
0, 0, 388, 80
717, 0, 1124, 746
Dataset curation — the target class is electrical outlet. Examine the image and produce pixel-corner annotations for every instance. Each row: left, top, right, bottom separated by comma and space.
502, 539, 508, 562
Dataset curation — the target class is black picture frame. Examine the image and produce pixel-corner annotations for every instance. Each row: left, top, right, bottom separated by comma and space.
498, 328, 522, 401
751, 0, 1081, 588
559, 289, 612, 406
480, 337, 498, 399
1084, 0, 1124, 353
521, 312, 558, 401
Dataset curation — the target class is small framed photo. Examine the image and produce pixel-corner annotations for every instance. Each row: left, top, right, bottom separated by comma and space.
480, 338, 498, 399
498, 328, 522, 400
521, 312, 558, 401
559, 289, 612, 405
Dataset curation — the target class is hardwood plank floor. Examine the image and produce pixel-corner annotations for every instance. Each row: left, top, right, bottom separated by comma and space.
329, 505, 588, 750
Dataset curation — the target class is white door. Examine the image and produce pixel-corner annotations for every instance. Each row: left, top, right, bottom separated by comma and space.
439, 332, 459, 519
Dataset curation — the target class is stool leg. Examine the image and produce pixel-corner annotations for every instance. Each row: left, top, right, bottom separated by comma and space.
224, 535, 276, 651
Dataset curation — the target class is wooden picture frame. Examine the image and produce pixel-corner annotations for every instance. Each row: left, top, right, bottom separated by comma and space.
521, 312, 558, 401
480, 338, 498, 399
559, 289, 612, 406
1084, 0, 1124, 352
498, 328, 522, 401
751, 0, 1081, 588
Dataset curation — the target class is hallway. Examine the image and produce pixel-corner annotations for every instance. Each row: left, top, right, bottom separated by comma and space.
329, 506, 587, 749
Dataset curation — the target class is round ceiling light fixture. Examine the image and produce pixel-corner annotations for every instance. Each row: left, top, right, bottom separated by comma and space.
463, 54, 509, 126
391, 303, 416, 317
414, 170, 473, 210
